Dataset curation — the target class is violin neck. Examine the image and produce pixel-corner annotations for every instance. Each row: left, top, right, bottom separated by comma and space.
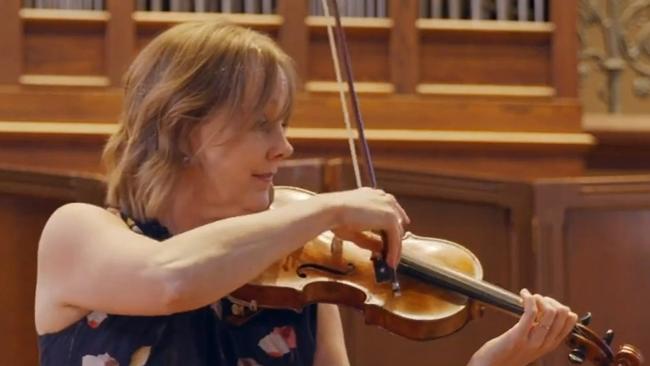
398, 254, 524, 316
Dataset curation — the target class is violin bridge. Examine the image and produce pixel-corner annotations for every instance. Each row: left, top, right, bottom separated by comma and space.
372, 256, 402, 297
372, 255, 391, 282
330, 236, 343, 259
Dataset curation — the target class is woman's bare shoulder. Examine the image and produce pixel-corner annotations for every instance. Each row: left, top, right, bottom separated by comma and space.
35, 203, 151, 334
39, 203, 129, 252
49, 202, 119, 219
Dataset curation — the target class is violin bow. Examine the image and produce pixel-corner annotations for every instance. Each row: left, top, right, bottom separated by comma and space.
320, 0, 401, 293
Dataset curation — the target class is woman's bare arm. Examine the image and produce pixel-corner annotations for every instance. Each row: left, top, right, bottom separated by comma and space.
314, 304, 350, 366
36, 188, 405, 334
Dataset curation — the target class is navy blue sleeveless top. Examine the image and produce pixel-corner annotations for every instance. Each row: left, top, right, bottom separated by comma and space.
38, 211, 318, 366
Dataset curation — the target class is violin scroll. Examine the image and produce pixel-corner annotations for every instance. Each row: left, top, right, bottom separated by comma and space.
615, 344, 645, 366
567, 313, 644, 366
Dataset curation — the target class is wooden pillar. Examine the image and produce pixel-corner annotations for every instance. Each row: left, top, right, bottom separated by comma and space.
389, 0, 418, 94
106, 0, 135, 87
0, 0, 22, 84
278, 0, 308, 89
550, 0, 579, 98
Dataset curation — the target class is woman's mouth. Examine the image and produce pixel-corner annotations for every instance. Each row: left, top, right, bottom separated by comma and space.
252, 173, 274, 183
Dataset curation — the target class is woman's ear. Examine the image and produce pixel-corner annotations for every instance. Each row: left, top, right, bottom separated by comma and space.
178, 140, 192, 166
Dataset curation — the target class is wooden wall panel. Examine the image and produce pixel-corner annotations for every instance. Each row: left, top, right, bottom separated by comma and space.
0, 88, 583, 132
0, 194, 61, 366
308, 32, 390, 82
0, 89, 122, 123
533, 177, 650, 365
420, 32, 551, 85
0, 139, 107, 174
289, 94, 582, 132
0, 167, 105, 366
564, 209, 649, 360
24, 23, 105, 75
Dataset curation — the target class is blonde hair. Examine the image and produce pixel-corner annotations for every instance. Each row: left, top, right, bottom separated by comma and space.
103, 22, 296, 221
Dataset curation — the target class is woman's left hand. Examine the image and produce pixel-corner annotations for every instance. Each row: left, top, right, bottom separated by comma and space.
468, 288, 578, 366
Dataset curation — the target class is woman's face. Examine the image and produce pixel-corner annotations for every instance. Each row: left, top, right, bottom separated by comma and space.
181, 73, 294, 222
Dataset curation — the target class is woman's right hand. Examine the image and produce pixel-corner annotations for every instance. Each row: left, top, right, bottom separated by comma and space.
315, 187, 410, 268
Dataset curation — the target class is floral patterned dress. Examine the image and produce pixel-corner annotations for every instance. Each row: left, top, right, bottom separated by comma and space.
38, 211, 318, 366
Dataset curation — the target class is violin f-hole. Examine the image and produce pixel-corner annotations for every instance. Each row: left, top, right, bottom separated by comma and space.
296, 263, 355, 278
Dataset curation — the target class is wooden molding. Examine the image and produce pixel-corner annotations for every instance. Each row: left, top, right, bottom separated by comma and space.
19, 74, 111, 87
583, 113, 650, 144
0, 122, 594, 153
133, 11, 282, 31
306, 16, 392, 37
305, 81, 395, 94
20, 8, 110, 24
0, 121, 116, 135
416, 83, 555, 98
416, 18, 555, 33
287, 127, 595, 152
306, 16, 392, 30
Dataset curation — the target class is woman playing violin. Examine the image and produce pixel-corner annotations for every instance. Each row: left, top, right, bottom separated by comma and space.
35, 22, 577, 366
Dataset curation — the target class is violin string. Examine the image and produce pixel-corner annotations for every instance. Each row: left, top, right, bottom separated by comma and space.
400, 252, 523, 314
321, 0, 363, 188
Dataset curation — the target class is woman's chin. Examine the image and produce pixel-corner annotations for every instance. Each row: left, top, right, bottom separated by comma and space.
243, 194, 272, 213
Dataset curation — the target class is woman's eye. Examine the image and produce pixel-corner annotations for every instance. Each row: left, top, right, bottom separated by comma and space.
254, 118, 287, 133
255, 118, 270, 129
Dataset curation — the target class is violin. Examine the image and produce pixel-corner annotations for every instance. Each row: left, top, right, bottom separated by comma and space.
232, 186, 643, 366
232, 1, 644, 365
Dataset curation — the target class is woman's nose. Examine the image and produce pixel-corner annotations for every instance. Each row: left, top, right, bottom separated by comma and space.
268, 131, 294, 160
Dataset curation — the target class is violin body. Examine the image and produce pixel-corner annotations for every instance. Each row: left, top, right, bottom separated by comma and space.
232, 186, 484, 340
